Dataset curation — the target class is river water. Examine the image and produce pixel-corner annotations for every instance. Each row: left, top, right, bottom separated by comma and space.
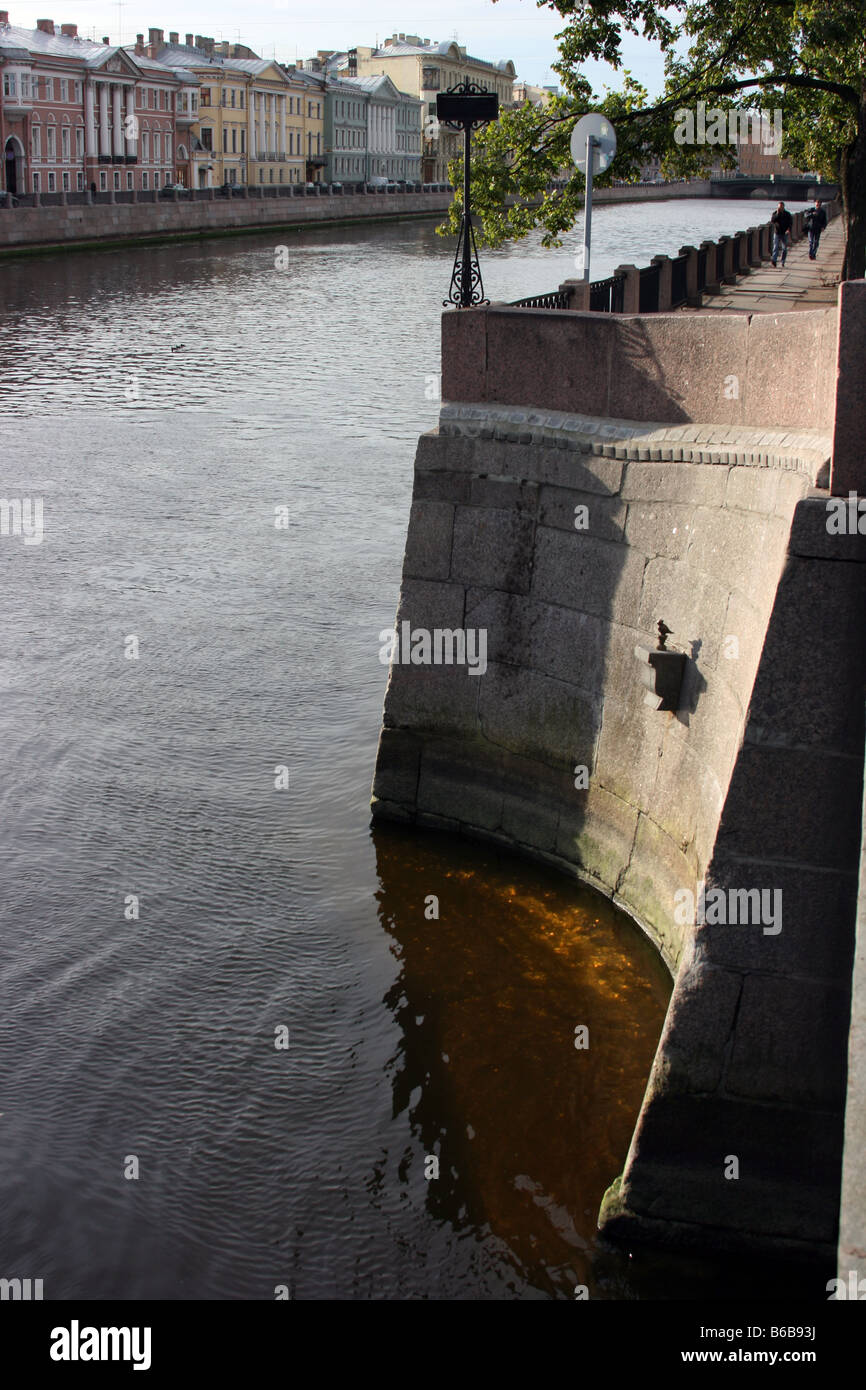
0, 199, 792, 1300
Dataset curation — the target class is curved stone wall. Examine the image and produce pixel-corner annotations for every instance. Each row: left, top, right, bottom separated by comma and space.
372, 410, 822, 972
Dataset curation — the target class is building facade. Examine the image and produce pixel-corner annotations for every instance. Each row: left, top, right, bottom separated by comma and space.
331, 35, 515, 182
324, 74, 368, 184
0, 13, 189, 197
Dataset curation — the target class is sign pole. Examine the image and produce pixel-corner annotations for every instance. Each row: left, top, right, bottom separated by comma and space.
583, 134, 597, 283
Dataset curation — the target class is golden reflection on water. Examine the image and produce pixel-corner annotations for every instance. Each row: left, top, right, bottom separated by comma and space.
373, 822, 672, 1297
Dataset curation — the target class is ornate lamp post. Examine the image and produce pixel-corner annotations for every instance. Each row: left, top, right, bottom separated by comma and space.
436, 81, 499, 308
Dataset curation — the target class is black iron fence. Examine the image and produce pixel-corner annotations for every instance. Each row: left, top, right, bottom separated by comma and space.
638, 262, 660, 313
506, 197, 841, 315
511, 289, 573, 310
670, 253, 688, 308
588, 274, 625, 313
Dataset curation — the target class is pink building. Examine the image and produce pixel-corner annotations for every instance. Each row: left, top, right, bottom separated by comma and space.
0, 13, 194, 198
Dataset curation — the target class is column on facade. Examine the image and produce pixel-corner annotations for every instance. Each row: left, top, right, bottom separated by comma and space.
256, 92, 264, 159
112, 85, 124, 158
98, 82, 110, 158
125, 85, 136, 158
278, 95, 285, 157
85, 82, 96, 159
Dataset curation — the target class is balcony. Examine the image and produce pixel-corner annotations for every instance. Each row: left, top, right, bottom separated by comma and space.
176, 111, 197, 127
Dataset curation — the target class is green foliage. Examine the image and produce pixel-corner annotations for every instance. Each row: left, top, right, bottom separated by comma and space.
439, 0, 865, 274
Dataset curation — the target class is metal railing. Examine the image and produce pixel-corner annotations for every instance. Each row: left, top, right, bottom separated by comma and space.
511, 290, 573, 310
638, 262, 660, 313
589, 274, 625, 313
670, 253, 688, 308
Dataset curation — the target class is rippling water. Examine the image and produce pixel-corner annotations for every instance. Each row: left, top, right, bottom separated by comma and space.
0, 202, 768, 1299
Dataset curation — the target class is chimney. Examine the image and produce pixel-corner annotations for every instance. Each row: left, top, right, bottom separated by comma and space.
185, 33, 193, 46
101, 35, 109, 44
148, 27, 163, 46
169, 30, 178, 44
134, 32, 145, 54
61, 22, 77, 36
36, 18, 56, 33
0, 9, 10, 21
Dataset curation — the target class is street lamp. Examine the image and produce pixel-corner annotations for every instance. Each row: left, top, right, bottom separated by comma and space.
436, 81, 499, 308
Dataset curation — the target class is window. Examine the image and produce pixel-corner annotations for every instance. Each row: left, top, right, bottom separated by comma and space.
422, 66, 440, 89
200, 87, 211, 106
160, 89, 167, 110
3, 72, 15, 97
62, 171, 69, 190
60, 79, 68, 102
230, 89, 235, 108
240, 130, 245, 154
32, 76, 40, 100
45, 77, 54, 100
76, 171, 83, 190
127, 171, 133, 189
200, 127, 213, 151
153, 132, 161, 161
142, 131, 150, 161
164, 171, 171, 186
222, 128, 227, 154
239, 90, 244, 109
32, 126, 41, 158
222, 87, 228, 107
48, 171, 56, 191
46, 126, 56, 158
74, 81, 82, 103
317, 102, 321, 118
269, 168, 273, 182
20, 72, 31, 99
142, 171, 148, 189
33, 173, 40, 192
259, 167, 264, 181
231, 127, 236, 153
61, 126, 70, 160
148, 89, 154, 109
75, 126, 84, 157
113, 171, 120, 189
165, 136, 172, 164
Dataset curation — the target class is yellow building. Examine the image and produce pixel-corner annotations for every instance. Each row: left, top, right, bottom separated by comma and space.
133, 30, 324, 188
340, 35, 516, 182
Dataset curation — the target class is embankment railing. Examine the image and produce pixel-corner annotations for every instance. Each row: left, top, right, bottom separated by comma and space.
509, 199, 842, 314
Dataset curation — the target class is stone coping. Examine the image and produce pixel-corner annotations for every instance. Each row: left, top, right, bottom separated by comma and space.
439, 401, 831, 480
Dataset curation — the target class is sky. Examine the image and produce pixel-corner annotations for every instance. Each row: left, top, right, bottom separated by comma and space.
4, 0, 669, 93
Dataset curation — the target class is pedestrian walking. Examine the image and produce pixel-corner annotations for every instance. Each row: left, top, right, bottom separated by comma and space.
770, 201, 792, 267
805, 199, 827, 260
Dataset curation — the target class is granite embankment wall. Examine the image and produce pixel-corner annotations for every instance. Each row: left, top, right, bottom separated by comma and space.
372, 283, 866, 1259
0, 188, 455, 252
0, 180, 716, 254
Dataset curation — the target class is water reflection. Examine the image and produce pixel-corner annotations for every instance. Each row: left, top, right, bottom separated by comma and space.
374, 822, 671, 1298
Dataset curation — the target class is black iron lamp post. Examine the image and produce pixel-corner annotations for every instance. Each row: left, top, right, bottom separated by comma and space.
436, 81, 499, 308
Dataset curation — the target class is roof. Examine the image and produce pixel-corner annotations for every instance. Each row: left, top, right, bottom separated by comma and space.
0, 23, 185, 80
367, 39, 515, 73
151, 42, 276, 77
342, 73, 420, 103
0, 21, 105, 60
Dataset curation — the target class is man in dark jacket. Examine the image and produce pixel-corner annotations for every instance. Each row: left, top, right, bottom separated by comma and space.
770, 202, 793, 266
805, 199, 827, 259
